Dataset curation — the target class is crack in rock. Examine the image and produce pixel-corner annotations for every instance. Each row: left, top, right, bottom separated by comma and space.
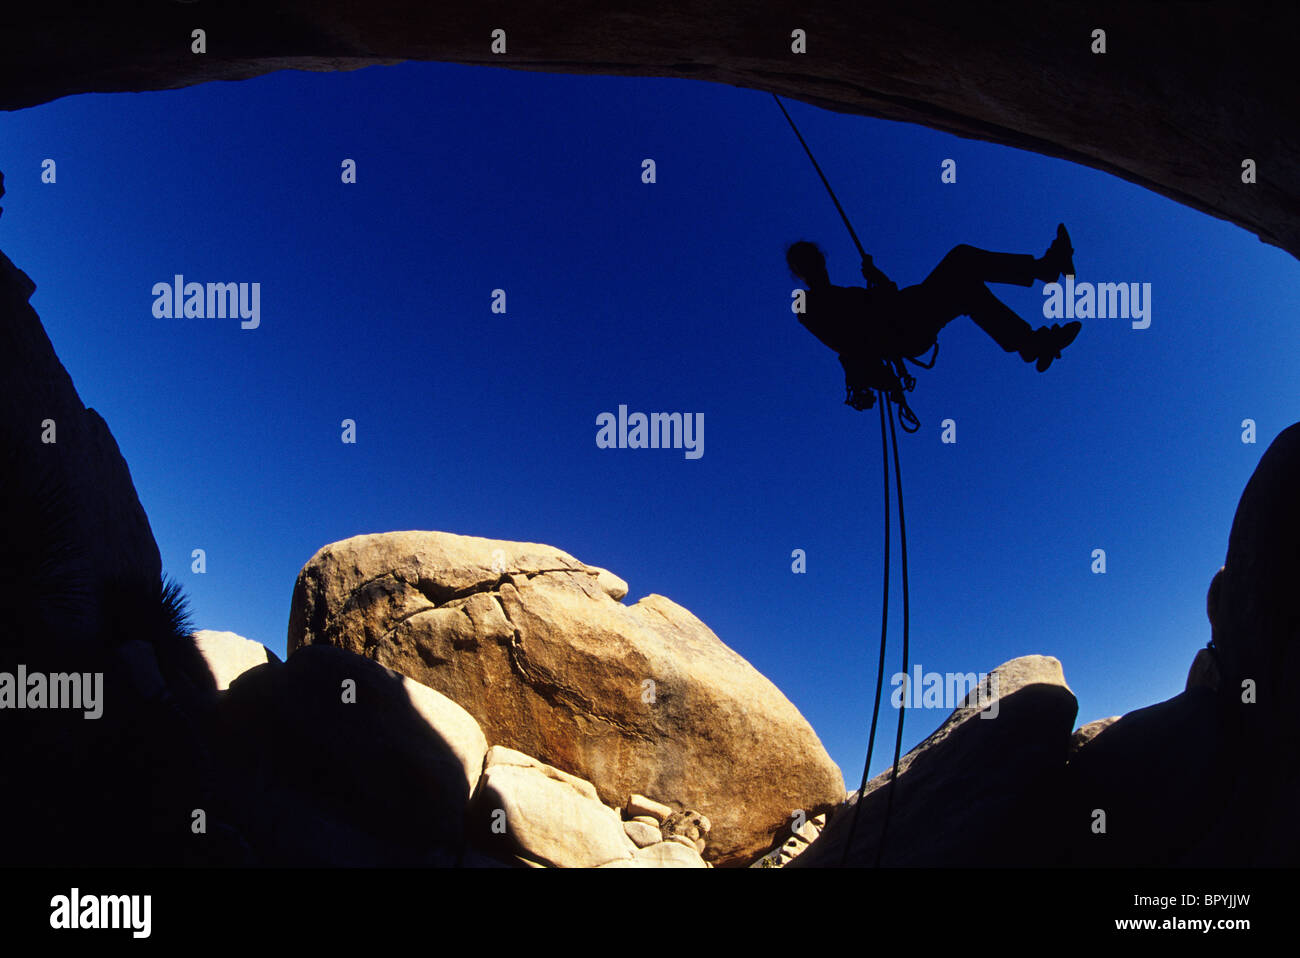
322, 565, 653, 741
493, 593, 655, 743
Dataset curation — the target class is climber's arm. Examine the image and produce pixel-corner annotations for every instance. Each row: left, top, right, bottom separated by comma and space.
860, 254, 897, 291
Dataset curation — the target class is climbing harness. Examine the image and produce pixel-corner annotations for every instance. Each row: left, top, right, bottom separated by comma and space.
772, 93, 914, 865
839, 354, 925, 433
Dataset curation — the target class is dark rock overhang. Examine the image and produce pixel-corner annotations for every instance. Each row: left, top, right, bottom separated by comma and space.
1, 3, 1295, 260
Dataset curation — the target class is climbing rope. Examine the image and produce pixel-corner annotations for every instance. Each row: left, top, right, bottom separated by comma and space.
772, 94, 871, 267
893, 388, 922, 434
774, 93, 916, 865
839, 390, 911, 866
841, 395, 891, 863
878, 392, 911, 864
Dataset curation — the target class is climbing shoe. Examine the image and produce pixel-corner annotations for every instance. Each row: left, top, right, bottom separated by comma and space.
1040, 223, 1075, 280
1033, 321, 1081, 371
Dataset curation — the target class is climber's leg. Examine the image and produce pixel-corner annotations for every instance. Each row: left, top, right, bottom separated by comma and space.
925, 244, 1042, 289
925, 227, 1074, 290
961, 283, 1037, 353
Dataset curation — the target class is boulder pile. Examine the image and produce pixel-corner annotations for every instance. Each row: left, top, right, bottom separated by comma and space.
286, 530, 846, 865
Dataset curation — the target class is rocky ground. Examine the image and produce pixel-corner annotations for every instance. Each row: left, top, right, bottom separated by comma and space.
2, 240, 1297, 867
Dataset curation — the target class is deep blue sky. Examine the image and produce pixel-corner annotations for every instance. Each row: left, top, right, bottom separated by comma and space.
3, 61, 1297, 785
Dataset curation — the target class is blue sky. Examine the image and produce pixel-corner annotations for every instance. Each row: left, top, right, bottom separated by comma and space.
3, 61, 1297, 785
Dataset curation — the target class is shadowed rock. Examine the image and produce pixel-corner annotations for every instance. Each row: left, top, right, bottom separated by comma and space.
1066, 423, 1300, 866
215, 645, 486, 865
0, 244, 215, 866
793, 655, 1077, 867
1063, 688, 1232, 866
1192, 422, 1300, 863
1211, 423, 1300, 744
0, 247, 161, 653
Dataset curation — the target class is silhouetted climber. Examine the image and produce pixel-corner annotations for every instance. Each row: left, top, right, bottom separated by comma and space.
788, 226, 1082, 410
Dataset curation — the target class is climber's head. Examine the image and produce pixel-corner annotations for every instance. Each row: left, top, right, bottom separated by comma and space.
786, 240, 829, 289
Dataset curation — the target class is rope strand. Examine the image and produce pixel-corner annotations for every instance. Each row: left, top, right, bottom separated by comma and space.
841, 391, 892, 865
876, 394, 910, 865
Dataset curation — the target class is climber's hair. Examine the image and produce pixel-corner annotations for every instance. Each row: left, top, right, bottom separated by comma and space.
786, 240, 826, 284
